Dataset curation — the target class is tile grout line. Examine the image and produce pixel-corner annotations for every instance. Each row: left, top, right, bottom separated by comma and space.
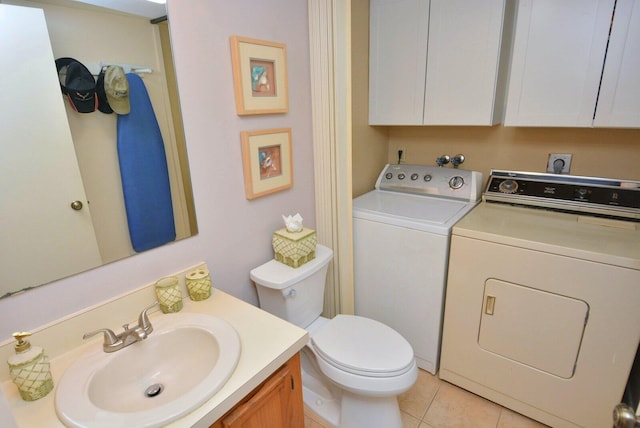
420, 377, 442, 423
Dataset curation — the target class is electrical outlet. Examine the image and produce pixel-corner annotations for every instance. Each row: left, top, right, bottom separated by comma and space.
547, 153, 572, 174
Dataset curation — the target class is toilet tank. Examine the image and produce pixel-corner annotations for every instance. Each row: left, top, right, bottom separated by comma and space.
250, 245, 333, 328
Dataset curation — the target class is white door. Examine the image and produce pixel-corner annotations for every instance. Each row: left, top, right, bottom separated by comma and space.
504, 0, 615, 127
368, 0, 429, 125
0, 5, 102, 293
594, 0, 640, 128
424, 0, 508, 125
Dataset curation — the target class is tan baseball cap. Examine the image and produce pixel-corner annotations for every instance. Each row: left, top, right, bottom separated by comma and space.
104, 65, 130, 115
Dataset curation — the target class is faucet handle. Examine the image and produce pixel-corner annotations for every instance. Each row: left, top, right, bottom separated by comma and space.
138, 301, 157, 333
83, 328, 119, 346
436, 155, 450, 167
451, 154, 465, 168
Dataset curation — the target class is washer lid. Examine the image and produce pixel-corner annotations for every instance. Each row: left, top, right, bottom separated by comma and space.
311, 315, 415, 377
353, 190, 475, 234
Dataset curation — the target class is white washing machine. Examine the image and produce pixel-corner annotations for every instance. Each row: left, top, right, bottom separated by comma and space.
353, 163, 483, 374
440, 170, 640, 428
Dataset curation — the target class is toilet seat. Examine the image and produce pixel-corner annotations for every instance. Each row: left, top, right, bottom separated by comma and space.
310, 315, 415, 378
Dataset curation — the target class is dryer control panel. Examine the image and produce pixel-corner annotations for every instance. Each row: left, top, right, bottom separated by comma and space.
376, 164, 483, 202
484, 170, 640, 221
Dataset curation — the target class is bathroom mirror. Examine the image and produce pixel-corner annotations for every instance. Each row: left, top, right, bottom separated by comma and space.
0, 0, 197, 298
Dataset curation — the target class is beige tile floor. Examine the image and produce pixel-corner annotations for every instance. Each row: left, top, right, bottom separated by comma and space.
304, 369, 549, 428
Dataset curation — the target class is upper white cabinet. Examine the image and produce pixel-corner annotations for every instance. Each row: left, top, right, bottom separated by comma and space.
369, 0, 513, 126
504, 0, 640, 128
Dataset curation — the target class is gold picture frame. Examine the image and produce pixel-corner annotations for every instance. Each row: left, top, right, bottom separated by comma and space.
230, 36, 289, 115
241, 128, 293, 199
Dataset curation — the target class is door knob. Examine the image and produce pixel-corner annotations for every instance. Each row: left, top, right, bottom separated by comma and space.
613, 403, 640, 428
70, 200, 83, 211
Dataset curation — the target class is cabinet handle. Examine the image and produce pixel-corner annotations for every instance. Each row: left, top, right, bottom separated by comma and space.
485, 295, 496, 315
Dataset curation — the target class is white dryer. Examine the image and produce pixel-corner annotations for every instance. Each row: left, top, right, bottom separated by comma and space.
440, 170, 640, 428
353, 163, 482, 374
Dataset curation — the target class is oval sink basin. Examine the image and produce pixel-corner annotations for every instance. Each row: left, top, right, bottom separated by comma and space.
55, 312, 241, 427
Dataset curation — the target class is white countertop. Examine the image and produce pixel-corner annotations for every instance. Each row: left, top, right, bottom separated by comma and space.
1, 287, 308, 427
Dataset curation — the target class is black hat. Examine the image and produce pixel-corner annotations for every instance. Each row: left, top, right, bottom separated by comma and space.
96, 67, 113, 114
55, 57, 98, 113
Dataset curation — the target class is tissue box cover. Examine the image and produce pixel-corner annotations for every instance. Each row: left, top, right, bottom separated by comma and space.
272, 227, 317, 268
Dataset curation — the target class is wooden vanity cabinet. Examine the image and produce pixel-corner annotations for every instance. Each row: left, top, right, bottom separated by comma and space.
210, 353, 304, 428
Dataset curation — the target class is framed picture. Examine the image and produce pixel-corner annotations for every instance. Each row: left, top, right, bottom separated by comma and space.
230, 36, 289, 115
241, 128, 293, 199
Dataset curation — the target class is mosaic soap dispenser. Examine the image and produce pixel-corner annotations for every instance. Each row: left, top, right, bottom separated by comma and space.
7, 332, 53, 401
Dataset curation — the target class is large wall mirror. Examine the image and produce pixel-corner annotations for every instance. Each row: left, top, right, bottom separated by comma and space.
0, 0, 198, 298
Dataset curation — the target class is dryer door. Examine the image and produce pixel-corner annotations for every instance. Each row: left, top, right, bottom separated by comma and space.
478, 279, 588, 379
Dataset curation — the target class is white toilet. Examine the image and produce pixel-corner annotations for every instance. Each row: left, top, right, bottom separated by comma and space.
250, 244, 418, 428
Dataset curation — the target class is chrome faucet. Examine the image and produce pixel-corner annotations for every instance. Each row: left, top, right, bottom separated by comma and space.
83, 302, 157, 353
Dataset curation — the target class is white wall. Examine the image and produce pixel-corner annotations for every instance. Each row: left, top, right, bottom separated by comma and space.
0, 0, 315, 339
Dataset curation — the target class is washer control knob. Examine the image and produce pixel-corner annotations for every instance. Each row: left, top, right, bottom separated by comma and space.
424, 174, 432, 182
449, 176, 464, 189
410, 173, 419, 181
398, 173, 406, 180
498, 179, 518, 194
385, 172, 393, 179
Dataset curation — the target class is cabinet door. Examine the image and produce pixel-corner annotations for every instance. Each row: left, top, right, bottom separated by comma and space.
222, 366, 288, 427
424, 0, 509, 125
594, 0, 640, 128
504, 0, 615, 127
369, 0, 429, 125
219, 354, 303, 428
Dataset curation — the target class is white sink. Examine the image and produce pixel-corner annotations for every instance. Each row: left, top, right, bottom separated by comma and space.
55, 312, 241, 428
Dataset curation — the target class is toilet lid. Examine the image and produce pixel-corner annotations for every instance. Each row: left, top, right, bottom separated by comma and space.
310, 315, 415, 378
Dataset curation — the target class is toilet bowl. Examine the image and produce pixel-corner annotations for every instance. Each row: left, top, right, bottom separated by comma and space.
250, 244, 418, 428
